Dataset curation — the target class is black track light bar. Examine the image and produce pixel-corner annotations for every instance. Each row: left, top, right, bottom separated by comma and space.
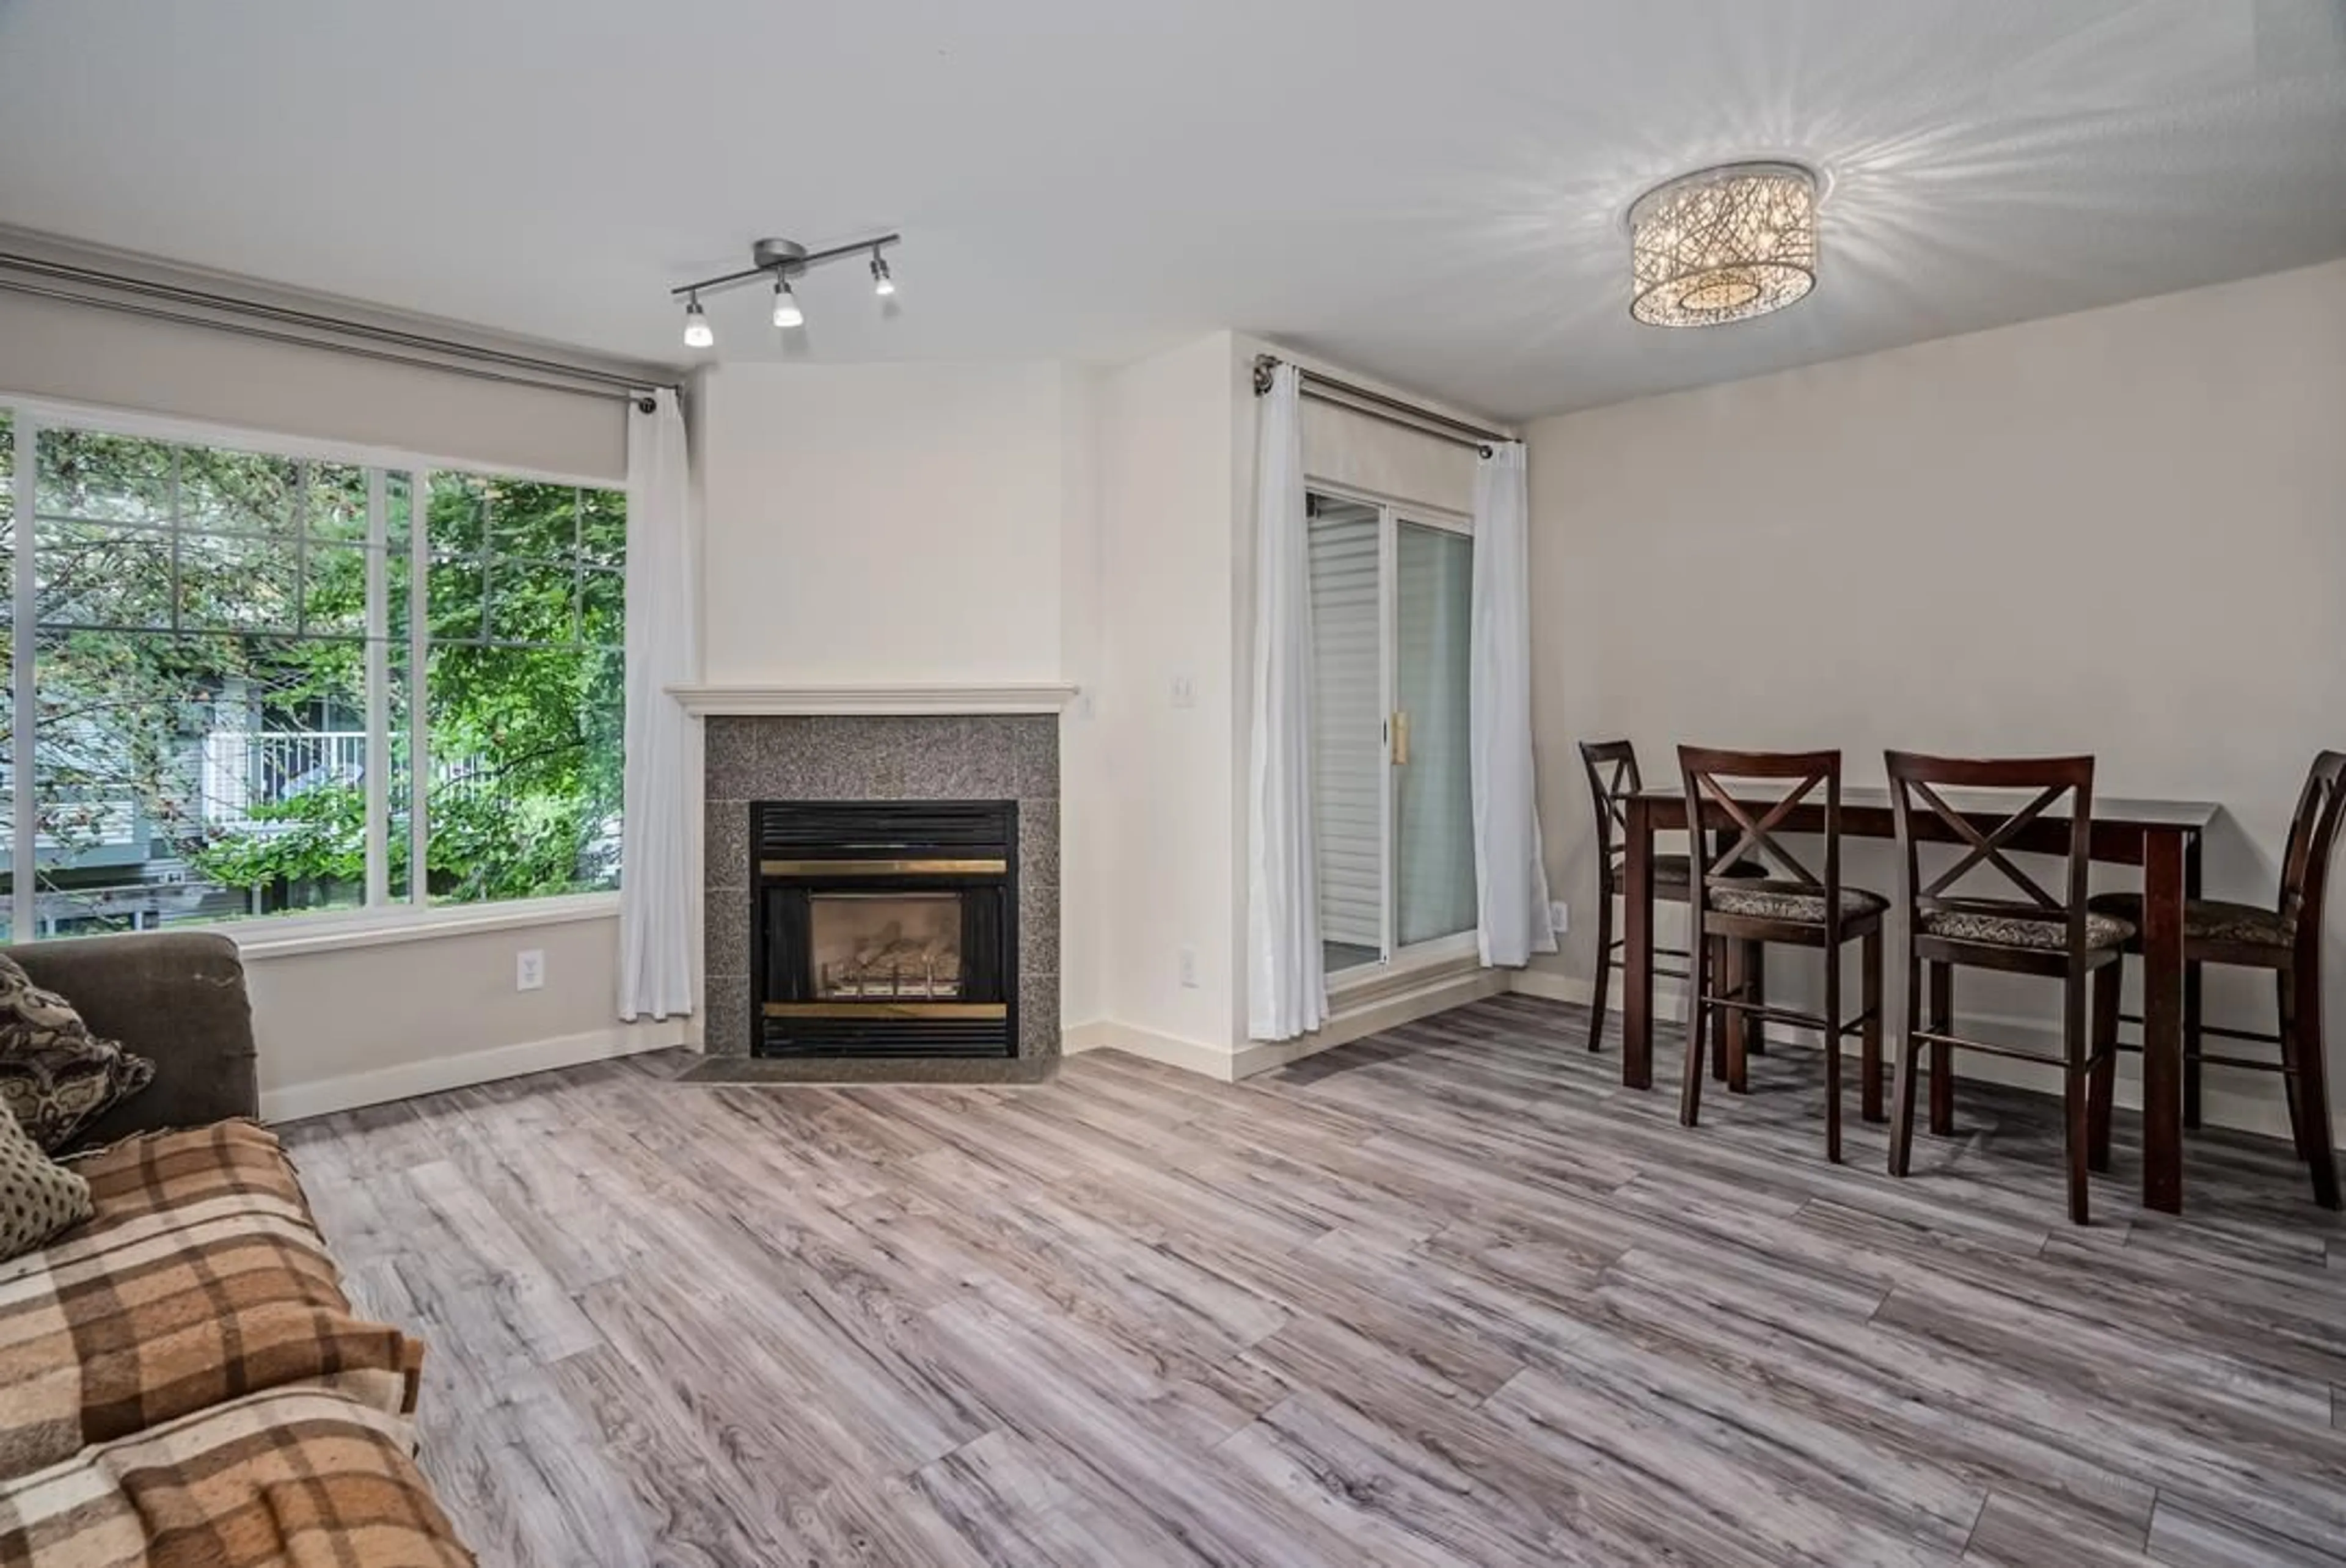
670, 233, 903, 301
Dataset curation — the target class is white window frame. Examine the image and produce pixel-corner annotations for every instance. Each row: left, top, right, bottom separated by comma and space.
1305, 479, 1480, 991
0, 390, 624, 950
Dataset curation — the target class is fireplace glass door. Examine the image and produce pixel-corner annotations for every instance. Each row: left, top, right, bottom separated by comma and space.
809, 892, 965, 1001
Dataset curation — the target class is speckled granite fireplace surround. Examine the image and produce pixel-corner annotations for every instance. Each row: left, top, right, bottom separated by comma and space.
695, 713, 1059, 1084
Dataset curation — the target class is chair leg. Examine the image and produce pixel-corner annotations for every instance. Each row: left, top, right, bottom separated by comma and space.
1747, 942, 1767, 1057
2291, 963, 2340, 1211
2183, 958, 2204, 1132
1889, 955, 1922, 1177
1928, 961, 1956, 1137
1823, 941, 1844, 1165
2089, 964, 2120, 1174
2278, 971, 2312, 1162
1860, 928, 1884, 1124
1722, 939, 1749, 1093
2063, 971, 2092, 1225
1679, 938, 1711, 1128
1585, 897, 1614, 1054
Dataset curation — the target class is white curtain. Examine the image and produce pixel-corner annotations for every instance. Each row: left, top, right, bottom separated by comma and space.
618, 390, 698, 1021
1246, 365, 1328, 1040
1470, 442, 1557, 967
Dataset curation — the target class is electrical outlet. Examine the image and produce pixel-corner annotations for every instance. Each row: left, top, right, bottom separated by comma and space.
1177, 946, 1199, 989
1170, 674, 1197, 709
515, 949, 546, 992
1548, 901, 1570, 936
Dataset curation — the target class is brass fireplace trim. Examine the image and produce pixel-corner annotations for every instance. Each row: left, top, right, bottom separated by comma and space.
760, 857, 1007, 877
762, 1001, 1009, 1020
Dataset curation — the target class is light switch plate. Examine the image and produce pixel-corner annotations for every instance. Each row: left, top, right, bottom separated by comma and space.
1177, 946, 1199, 988
1170, 674, 1197, 709
516, 949, 546, 991
1548, 901, 1570, 936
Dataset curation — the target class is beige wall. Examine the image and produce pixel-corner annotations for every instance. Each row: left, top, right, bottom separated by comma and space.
1093, 332, 1246, 1052
694, 360, 1093, 685
247, 915, 682, 1119
1525, 258, 2346, 1132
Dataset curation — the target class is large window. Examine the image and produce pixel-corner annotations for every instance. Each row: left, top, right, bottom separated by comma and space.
0, 406, 623, 941
1306, 487, 1476, 977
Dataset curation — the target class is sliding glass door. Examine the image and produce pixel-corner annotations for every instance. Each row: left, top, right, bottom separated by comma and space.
1306, 488, 1476, 977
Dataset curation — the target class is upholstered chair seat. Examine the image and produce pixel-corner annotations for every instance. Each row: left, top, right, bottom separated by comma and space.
1921, 907, 2135, 952
1709, 883, 1889, 925
2086, 892, 2292, 950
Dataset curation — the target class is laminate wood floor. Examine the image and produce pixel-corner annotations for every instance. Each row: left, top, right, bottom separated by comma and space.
279, 994, 2346, 1567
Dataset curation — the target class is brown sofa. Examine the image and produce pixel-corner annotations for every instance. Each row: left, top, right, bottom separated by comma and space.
0, 932, 475, 1566
15, 932, 262, 1153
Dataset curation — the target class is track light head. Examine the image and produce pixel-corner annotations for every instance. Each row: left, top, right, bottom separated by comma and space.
871, 252, 896, 297
770, 276, 805, 330
682, 294, 714, 349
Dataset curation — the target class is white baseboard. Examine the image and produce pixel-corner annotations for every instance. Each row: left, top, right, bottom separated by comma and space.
1064, 965, 1511, 1086
1231, 965, 1511, 1079
261, 1019, 692, 1122
1506, 969, 2341, 1145
1061, 1019, 1240, 1082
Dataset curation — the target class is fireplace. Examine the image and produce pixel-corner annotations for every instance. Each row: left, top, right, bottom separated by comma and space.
751, 800, 1017, 1058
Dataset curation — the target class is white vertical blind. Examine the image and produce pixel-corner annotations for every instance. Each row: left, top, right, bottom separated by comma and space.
1307, 498, 1383, 950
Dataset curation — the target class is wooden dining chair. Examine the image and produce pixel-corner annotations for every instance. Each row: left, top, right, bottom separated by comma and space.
2086, 749, 2345, 1209
1578, 740, 1766, 1056
1678, 747, 1887, 1162
1884, 751, 2129, 1225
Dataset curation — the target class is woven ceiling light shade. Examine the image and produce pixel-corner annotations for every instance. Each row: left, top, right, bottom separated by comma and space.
1629, 162, 1819, 327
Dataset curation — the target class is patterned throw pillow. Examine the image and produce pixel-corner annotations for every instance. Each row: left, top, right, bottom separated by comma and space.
0, 954, 155, 1152
0, 1099, 91, 1262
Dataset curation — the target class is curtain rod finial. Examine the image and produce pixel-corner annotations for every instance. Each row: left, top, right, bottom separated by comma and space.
1251, 354, 1279, 396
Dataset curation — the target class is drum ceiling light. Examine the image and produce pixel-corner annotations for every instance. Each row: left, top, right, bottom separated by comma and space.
1629, 162, 1819, 327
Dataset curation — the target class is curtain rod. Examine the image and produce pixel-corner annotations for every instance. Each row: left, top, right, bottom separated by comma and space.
0, 253, 678, 411
1251, 353, 1506, 457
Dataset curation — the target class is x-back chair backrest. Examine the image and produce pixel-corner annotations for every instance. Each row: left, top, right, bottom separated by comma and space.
1579, 740, 1643, 896
2280, 750, 2346, 957
1677, 746, 1844, 935
1884, 751, 2096, 948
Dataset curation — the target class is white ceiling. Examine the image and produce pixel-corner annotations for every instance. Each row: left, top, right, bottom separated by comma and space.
2, 0, 2342, 420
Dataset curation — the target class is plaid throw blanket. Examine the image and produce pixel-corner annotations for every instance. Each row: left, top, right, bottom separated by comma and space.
0, 1387, 473, 1567
62, 1122, 321, 1241
1, 1122, 422, 1481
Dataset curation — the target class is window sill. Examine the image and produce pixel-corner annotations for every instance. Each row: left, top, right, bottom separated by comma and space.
224, 892, 621, 961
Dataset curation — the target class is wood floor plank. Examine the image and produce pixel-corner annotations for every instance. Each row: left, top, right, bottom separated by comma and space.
278, 994, 2346, 1566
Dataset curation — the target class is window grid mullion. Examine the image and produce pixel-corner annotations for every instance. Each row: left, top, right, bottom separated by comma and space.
363, 468, 390, 907
408, 470, 432, 905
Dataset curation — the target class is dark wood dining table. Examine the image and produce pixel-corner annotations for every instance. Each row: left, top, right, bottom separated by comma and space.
1620, 784, 2222, 1213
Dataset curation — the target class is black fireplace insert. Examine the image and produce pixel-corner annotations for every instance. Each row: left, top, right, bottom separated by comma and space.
751, 800, 1017, 1058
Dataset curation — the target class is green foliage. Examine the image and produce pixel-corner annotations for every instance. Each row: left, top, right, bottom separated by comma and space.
18, 428, 623, 919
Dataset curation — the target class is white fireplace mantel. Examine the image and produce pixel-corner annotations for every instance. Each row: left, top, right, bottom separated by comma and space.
667, 682, 1081, 717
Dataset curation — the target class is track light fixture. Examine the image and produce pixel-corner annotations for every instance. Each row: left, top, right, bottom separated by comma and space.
669, 232, 902, 349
